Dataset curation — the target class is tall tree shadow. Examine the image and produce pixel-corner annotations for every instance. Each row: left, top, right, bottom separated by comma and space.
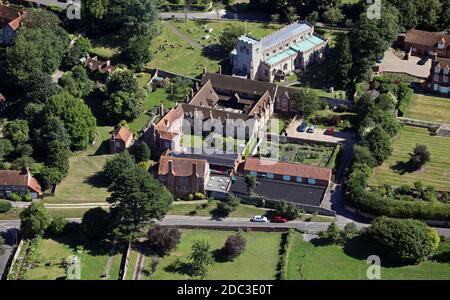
84, 170, 109, 188
164, 258, 193, 277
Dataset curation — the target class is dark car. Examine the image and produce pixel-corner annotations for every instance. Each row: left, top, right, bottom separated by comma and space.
297, 122, 308, 132
272, 216, 288, 223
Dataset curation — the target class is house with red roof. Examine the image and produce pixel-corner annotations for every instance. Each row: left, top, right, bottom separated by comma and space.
0, 5, 26, 45
110, 127, 134, 153
0, 168, 43, 199
157, 153, 210, 197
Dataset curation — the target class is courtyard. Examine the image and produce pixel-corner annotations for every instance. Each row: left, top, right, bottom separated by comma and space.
375, 48, 432, 79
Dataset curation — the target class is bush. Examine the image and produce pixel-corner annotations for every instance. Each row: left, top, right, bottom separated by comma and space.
187, 194, 194, 201
0, 200, 12, 213
9, 192, 23, 202
48, 216, 68, 235
397, 83, 413, 116
81, 207, 110, 239
20, 201, 51, 238
147, 225, 181, 255
215, 193, 240, 217
223, 234, 246, 259
275, 200, 298, 220
194, 193, 206, 200
367, 217, 438, 264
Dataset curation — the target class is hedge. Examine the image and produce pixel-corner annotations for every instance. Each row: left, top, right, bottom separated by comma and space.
397, 84, 414, 116
160, 3, 210, 12
0, 200, 12, 213
277, 229, 295, 280
326, 144, 342, 169
345, 172, 450, 221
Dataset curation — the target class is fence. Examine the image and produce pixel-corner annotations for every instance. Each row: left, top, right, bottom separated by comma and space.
5, 238, 24, 280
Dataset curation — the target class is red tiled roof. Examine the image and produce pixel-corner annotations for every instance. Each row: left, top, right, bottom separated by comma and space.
243, 157, 331, 182
435, 57, 450, 69
113, 127, 133, 142
158, 156, 208, 177
0, 169, 42, 195
405, 30, 450, 48
0, 5, 25, 31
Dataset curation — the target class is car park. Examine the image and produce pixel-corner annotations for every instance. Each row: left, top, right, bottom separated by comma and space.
307, 125, 316, 133
324, 128, 334, 136
297, 122, 308, 132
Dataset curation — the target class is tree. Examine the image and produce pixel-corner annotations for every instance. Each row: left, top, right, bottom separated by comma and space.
367, 217, 438, 263
48, 216, 68, 235
34, 115, 71, 157
0, 200, 12, 213
20, 201, 51, 238
408, 144, 430, 170
63, 37, 92, 69
275, 200, 298, 220
219, 25, 245, 54
244, 174, 257, 194
353, 145, 377, 168
103, 151, 136, 184
212, 1, 224, 21
362, 125, 392, 165
4, 120, 30, 147
106, 70, 140, 95
166, 77, 192, 101
343, 222, 358, 239
333, 34, 352, 89
322, 7, 344, 25
23, 72, 59, 104
147, 225, 181, 255
292, 89, 320, 118
107, 166, 173, 241
216, 193, 240, 217
46, 141, 70, 178
271, 14, 280, 23
122, 35, 152, 69
38, 167, 64, 190
43, 91, 97, 151
103, 91, 143, 122
223, 234, 246, 260
318, 222, 343, 244
189, 240, 213, 278
60, 65, 94, 98
81, 207, 110, 239
131, 142, 151, 163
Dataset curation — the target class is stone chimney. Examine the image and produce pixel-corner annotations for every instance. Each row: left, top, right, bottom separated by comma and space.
218, 65, 222, 75
106, 60, 111, 66
168, 160, 173, 174
185, 95, 190, 103
190, 88, 194, 98
195, 82, 199, 91
159, 103, 165, 118
203, 67, 207, 75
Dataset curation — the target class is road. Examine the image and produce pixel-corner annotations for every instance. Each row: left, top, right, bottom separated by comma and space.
2, 215, 450, 237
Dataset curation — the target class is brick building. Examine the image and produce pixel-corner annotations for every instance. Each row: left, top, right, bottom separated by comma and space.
0, 168, 43, 199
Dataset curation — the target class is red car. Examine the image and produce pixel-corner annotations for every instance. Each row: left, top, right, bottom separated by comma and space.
324, 128, 335, 136
272, 216, 288, 223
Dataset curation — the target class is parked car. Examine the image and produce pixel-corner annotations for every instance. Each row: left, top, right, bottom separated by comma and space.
324, 127, 335, 136
250, 216, 268, 222
271, 216, 288, 223
307, 125, 317, 133
297, 122, 308, 132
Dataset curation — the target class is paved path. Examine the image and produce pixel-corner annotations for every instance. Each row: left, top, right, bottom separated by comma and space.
164, 21, 203, 49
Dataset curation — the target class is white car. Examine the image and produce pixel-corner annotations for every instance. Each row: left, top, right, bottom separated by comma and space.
250, 216, 268, 222
307, 125, 317, 133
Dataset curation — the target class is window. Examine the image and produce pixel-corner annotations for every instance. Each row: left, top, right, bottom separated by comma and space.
267, 173, 274, 179
308, 178, 316, 185
434, 74, 440, 82
283, 175, 291, 181
159, 175, 166, 182
180, 177, 189, 184
283, 63, 288, 71
296, 176, 302, 183
250, 171, 257, 176
444, 76, 448, 83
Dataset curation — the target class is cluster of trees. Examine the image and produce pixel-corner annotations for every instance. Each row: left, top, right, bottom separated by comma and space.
103, 71, 145, 122
216, 193, 240, 217
81, 0, 160, 68
19, 202, 68, 238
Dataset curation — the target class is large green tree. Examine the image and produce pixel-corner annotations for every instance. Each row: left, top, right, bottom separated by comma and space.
362, 125, 392, 165
219, 25, 245, 54
103, 91, 143, 122
107, 166, 173, 241
20, 201, 51, 238
60, 65, 94, 98
292, 89, 321, 118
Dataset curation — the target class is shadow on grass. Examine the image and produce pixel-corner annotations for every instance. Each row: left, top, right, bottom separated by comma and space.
391, 160, 414, 175
201, 44, 227, 60
49, 231, 112, 258
212, 248, 230, 263
433, 251, 450, 263
84, 170, 110, 188
164, 258, 193, 277
91, 139, 111, 156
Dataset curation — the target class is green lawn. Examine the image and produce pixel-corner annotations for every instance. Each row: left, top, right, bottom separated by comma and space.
405, 94, 450, 124
0, 208, 23, 220
21, 234, 122, 280
169, 200, 268, 218
143, 229, 281, 280
125, 248, 139, 280
44, 126, 115, 204
287, 232, 450, 280
306, 109, 355, 131
369, 126, 450, 191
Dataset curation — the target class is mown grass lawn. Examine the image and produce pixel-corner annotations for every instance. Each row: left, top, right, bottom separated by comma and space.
168, 200, 268, 218
143, 229, 281, 280
369, 126, 450, 191
44, 126, 114, 204
405, 94, 450, 124
286, 232, 450, 280
21, 234, 122, 280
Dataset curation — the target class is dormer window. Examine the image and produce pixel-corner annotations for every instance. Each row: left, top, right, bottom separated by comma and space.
444, 67, 449, 75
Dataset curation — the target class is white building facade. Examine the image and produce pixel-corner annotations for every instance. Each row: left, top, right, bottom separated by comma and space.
231, 22, 327, 82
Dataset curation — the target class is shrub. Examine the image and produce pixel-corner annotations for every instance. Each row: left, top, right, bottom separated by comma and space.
147, 225, 181, 255
318, 222, 344, 245
187, 193, 194, 201
367, 217, 438, 264
408, 144, 431, 170
397, 83, 413, 116
48, 216, 68, 235
215, 193, 240, 217
194, 193, 206, 200
275, 200, 298, 220
0, 200, 12, 213
81, 207, 110, 239
189, 240, 213, 278
20, 201, 51, 238
9, 192, 22, 202
223, 234, 246, 259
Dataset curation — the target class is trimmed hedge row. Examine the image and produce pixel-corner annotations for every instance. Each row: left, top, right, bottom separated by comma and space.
277, 228, 295, 280
0, 200, 12, 213
397, 84, 414, 116
160, 3, 210, 12
326, 144, 342, 169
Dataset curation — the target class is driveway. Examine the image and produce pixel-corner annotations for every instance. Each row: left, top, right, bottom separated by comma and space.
285, 116, 355, 144
376, 48, 431, 79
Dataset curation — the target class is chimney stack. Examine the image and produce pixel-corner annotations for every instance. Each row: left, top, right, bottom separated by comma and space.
186, 95, 190, 103
218, 65, 222, 74
168, 160, 173, 174
192, 162, 198, 177
190, 88, 194, 98
195, 82, 199, 91
203, 67, 207, 75
159, 103, 165, 118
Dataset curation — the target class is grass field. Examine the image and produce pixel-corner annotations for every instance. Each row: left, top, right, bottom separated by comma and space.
143, 229, 281, 280
21, 234, 122, 280
168, 200, 268, 218
369, 126, 450, 191
44, 126, 114, 204
286, 232, 450, 280
405, 94, 450, 124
